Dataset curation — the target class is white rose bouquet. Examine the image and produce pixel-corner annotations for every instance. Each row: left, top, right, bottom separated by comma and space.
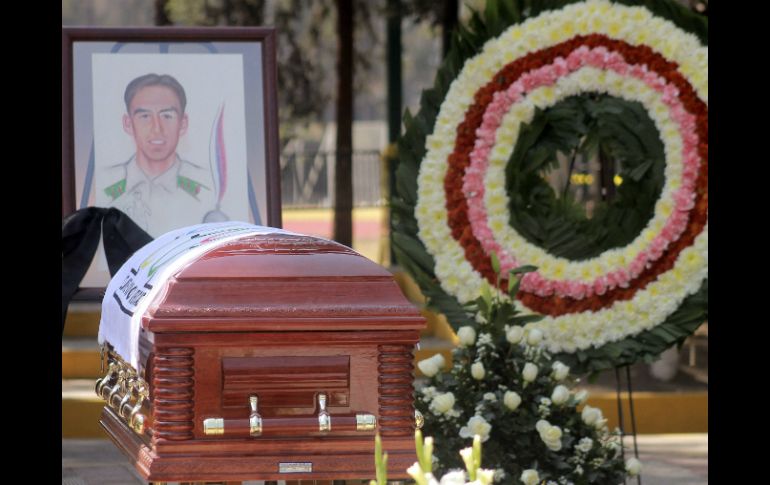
415, 262, 629, 484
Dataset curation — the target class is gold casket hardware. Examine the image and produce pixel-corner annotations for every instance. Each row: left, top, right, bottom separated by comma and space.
317, 393, 331, 433
249, 395, 263, 437
95, 354, 148, 437
415, 409, 424, 430
201, 392, 377, 437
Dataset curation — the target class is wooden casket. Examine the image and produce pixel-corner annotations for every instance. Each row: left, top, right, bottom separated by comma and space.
95, 224, 425, 483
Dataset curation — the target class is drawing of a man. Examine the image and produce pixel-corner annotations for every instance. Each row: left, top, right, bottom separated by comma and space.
102, 73, 216, 235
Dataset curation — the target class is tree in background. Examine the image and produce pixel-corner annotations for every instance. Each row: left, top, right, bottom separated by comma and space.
162, 0, 359, 244
164, 0, 331, 148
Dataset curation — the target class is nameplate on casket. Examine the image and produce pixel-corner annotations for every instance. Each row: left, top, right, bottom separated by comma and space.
279, 462, 313, 473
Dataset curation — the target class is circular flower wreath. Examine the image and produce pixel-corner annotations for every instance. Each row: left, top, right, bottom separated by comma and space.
392, 0, 708, 372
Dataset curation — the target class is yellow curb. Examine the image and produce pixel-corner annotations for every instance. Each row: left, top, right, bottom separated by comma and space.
585, 391, 707, 434
63, 311, 100, 337
62, 396, 107, 439
62, 348, 101, 379
281, 206, 385, 222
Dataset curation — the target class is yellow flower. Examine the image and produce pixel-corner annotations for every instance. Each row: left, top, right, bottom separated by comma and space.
551, 261, 567, 279
487, 193, 505, 209
630, 7, 649, 23
490, 217, 506, 233
607, 21, 621, 37
492, 144, 512, 160
487, 176, 502, 191
538, 86, 557, 105
659, 200, 673, 217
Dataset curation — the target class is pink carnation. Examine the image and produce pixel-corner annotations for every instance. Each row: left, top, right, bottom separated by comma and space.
566, 50, 585, 70
628, 257, 645, 277
507, 82, 525, 99
594, 276, 609, 296
615, 269, 630, 288
521, 73, 539, 91
673, 189, 695, 211
566, 280, 587, 299
629, 64, 647, 79
552, 57, 569, 77
586, 48, 608, 68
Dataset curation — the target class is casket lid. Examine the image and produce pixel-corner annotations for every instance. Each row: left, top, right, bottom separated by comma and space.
143, 233, 424, 332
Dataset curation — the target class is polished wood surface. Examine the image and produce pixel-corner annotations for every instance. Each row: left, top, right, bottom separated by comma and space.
222, 355, 350, 408
101, 234, 424, 481
145, 235, 424, 332
152, 347, 194, 442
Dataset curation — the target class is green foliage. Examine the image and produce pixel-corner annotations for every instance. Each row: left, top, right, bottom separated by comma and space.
506, 94, 665, 260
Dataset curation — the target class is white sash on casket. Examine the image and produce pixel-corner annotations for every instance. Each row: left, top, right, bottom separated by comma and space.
98, 222, 299, 370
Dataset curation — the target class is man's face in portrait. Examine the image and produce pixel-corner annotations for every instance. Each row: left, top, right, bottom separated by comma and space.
123, 85, 189, 164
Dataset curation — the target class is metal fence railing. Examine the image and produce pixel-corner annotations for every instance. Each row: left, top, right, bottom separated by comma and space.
280, 150, 384, 208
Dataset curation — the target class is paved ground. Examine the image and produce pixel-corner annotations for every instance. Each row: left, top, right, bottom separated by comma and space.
62, 434, 707, 484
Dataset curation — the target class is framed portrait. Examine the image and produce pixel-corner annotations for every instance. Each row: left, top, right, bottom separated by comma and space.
62, 27, 282, 290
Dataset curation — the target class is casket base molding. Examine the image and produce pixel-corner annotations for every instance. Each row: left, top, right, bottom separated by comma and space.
101, 407, 415, 482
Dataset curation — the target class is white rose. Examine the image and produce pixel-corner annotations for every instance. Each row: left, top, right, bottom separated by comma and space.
551, 361, 570, 381
625, 457, 642, 476
457, 326, 477, 347
575, 389, 589, 404
536, 420, 562, 451
483, 392, 497, 402
551, 385, 570, 405
421, 386, 437, 399
429, 392, 456, 415
503, 391, 522, 411
493, 469, 506, 482
522, 363, 539, 382
581, 405, 602, 426
439, 470, 467, 485
459, 415, 492, 442
418, 354, 446, 377
605, 440, 621, 456
594, 416, 608, 430
506, 326, 524, 344
471, 362, 486, 380
526, 328, 543, 346
576, 437, 593, 453
520, 469, 539, 485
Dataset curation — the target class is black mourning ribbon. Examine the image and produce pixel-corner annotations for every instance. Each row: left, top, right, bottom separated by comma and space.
62, 208, 153, 333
